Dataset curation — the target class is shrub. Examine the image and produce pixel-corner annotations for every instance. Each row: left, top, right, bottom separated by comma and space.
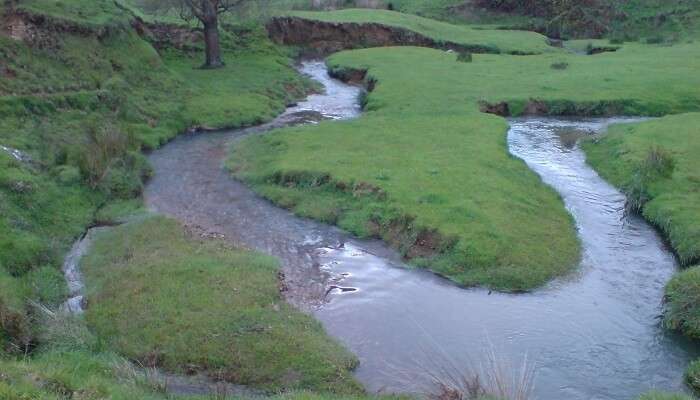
75, 123, 130, 188
664, 266, 700, 338
646, 35, 665, 44
457, 51, 473, 63
550, 62, 569, 70
686, 359, 700, 393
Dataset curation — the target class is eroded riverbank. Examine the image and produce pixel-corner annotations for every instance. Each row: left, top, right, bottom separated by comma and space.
144, 62, 699, 399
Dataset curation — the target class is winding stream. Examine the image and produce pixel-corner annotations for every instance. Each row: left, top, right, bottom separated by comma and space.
144, 61, 699, 399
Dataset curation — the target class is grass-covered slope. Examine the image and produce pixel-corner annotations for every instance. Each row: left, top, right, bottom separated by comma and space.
82, 216, 361, 394
0, 0, 312, 353
288, 9, 554, 54
230, 42, 700, 291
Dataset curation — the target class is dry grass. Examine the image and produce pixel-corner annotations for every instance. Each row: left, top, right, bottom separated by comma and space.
426, 347, 535, 400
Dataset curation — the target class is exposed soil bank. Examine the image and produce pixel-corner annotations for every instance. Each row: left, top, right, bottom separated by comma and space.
266, 16, 501, 56
479, 98, 646, 117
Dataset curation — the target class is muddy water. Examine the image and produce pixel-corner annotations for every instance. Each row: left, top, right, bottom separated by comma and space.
145, 62, 699, 399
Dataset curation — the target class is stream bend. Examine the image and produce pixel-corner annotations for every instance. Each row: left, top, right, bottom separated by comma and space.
143, 61, 699, 400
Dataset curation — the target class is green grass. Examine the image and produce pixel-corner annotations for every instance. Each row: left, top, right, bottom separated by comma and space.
661, 266, 700, 339
81, 216, 361, 394
15, 0, 133, 30
583, 114, 700, 265
686, 358, 700, 393
638, 391, 694, 400
288, 9, 554, 54
230, 40, 700, 291
1, 347, 393, 399
0, 350, 174, 400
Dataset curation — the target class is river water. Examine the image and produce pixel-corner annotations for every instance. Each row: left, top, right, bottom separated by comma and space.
144, 61, 699, 399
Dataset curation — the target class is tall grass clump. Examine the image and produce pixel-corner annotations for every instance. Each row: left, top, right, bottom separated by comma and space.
685, 359, 700, 393
411, 341, 536, 400
663, 266, 700, 339
626, 145, 675, 212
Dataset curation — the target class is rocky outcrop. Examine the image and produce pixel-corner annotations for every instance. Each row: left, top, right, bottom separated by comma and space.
266, 16, 500, 56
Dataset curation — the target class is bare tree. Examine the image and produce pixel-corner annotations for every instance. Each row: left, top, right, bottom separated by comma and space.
176, 0, 247, 68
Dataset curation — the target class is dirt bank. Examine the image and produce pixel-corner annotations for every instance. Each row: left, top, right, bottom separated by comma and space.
479, 98, 645, 117
266, 16, 501, 56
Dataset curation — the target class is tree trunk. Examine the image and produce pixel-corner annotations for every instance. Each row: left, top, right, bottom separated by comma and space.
201, 0, 224, 69
202, 20, 223, 68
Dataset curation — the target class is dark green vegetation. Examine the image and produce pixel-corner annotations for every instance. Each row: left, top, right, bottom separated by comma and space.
0, 0, 310, 354
231, 39, 700, 291
661, 266, 700, 339
685, 358, 700, 393
82, 216, 361, 393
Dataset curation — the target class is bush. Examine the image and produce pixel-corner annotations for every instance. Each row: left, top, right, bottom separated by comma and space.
457, 51, 473, 63
550, 62, 569, 70
664, 266, 700, 338
686, 359, 700, 393
646, 35, 665, 44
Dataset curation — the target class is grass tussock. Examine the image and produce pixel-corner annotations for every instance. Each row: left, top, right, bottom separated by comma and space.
685, 359, 700, 393
81, 216, 362, 394
427, 349, 535, 400
663, 266, 700, 339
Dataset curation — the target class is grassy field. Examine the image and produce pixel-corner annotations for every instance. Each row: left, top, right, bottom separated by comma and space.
288, 9, 554, 54
81, 216, 361, 394
230, 41, 700, 291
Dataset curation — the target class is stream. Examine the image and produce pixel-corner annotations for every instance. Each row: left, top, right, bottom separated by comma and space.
143, 61, 700, 399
